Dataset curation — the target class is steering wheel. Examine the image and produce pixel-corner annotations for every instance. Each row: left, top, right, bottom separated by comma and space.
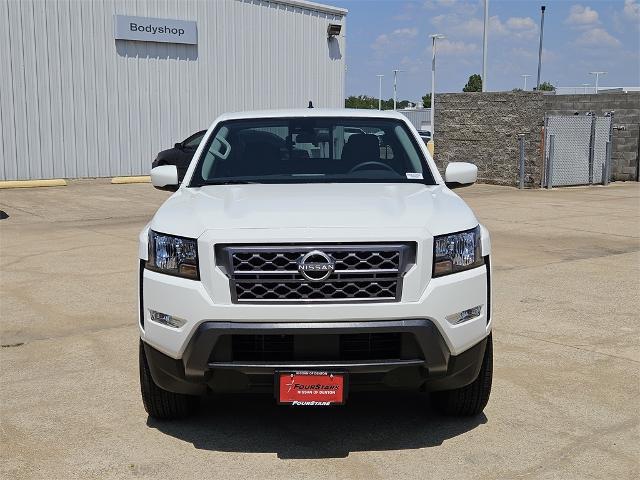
348, 161, 396, 173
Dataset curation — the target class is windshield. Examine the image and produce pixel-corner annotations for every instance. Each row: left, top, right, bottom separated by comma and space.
183, 131, 206, 148
189, 117, 436, 186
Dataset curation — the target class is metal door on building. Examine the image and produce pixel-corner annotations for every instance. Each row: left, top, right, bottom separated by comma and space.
542, 114, 613, 187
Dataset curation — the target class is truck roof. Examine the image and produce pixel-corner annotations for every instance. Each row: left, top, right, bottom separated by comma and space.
216, 108, 408, 122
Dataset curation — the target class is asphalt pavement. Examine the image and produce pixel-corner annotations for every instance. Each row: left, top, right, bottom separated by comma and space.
1, 180, 638, 479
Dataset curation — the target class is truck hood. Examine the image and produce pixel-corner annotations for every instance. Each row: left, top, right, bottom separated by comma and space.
149, 183, 478, 238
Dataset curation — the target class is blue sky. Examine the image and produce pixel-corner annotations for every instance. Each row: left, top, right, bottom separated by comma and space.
339, 0, 640, 101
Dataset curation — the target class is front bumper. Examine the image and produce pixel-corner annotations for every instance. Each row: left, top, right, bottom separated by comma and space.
143, 319, 489, 395
140, 259, 490, 359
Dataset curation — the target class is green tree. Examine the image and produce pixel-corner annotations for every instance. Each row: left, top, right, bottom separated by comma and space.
537, 81, 555, 92
463, 74, 483, 92
345, 96, 414, 110
378, 98, 412, 109
422, 93, 431, 108
344, 95, 377, 109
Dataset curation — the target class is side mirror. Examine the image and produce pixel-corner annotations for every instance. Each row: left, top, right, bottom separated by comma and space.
151, 165, 179, 192
174, 142, 183, 149
445, 162, 477, 189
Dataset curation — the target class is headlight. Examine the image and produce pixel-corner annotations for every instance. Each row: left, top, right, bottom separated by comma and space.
433, 226, 483, 277
146, 231, 199, 279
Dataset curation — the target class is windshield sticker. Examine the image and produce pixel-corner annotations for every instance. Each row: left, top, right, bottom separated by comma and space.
406, 173, 423, 180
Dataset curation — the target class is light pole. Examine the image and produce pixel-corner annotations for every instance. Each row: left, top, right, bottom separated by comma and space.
482, 0, 489, 91
430, 34, 445, 139
589, 71, 607, 93
581, 83, 590, 94
392, 69, 403, 110
536, 5, 546, 90
521, 74, 531, 91
376, 74, 384, 110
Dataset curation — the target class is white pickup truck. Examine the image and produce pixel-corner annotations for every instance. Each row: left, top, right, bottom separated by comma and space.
139, 108, 492, 418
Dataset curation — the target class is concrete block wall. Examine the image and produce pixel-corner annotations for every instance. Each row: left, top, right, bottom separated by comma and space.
434, 92, 545, 187
434, 91, 640, 186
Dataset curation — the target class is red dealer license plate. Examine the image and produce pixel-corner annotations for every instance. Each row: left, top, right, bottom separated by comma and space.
277, 371, 347, 406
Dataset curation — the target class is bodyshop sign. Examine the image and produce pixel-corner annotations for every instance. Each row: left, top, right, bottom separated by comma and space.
114, 15, 197, 44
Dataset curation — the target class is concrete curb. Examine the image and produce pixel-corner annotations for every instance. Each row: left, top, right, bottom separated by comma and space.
0, 179, 67, 189
111, 176, 151, 184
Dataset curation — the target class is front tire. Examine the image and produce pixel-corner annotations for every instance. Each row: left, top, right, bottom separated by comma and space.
431, 334, 493, 416
139, 341, 197, 419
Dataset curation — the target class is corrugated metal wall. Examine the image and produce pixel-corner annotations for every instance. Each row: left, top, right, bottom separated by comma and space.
397, 109, 431, 131
0, 0, 346, 180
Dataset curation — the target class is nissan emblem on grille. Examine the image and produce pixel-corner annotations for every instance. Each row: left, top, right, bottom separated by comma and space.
297, 250, 336, 281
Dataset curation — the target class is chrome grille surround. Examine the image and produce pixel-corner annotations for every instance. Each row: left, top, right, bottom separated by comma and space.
216, 244, 415, 303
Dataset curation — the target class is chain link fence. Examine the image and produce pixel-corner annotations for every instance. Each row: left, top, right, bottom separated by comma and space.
592, 117, 613, 184
542, 114, 613, 187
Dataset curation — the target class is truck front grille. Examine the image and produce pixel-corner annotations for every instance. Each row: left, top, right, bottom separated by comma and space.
232, 334, 293, 361
229, 333, 402, 361
216, 244, 414, 303
339, 333, 402, 360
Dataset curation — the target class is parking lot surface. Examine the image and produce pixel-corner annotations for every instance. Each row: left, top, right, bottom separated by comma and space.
1, 180, 639, 479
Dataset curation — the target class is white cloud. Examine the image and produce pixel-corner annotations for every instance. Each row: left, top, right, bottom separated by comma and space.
431, 14, 536, 39
372, 34, 390, 51
449, 16, 484, 36
424, 0, 458, 8
393, 27, 419, 38
623, 0, 640, 21
566, 5, 599, 25
488, 16, 509, 35
436, 39, 478, 56
506, 17, 534, 30
505, 17, 538, 39
506, 17, 538, 37
431, 14, 447, 27
574, 28, 621, 48
465, 16, 508, 36
430, 15, 500, 37
371, 27, 419, 55
423, 0, 479, 15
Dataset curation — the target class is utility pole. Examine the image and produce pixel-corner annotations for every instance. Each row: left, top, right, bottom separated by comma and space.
536, 5, 546, 90
521, 74, 531, 91
376, 74, 384, 110
430, 34, 445, 139
589, 71, 607, 93
482, 0, 489, 92
392, 69, 402, 110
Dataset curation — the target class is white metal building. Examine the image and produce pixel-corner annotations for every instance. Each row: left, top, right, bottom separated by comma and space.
0, 0, 347, 181
397, 108, 431, 132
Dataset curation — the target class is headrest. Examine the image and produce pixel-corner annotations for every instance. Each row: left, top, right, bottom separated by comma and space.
345, 134, 379, 151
